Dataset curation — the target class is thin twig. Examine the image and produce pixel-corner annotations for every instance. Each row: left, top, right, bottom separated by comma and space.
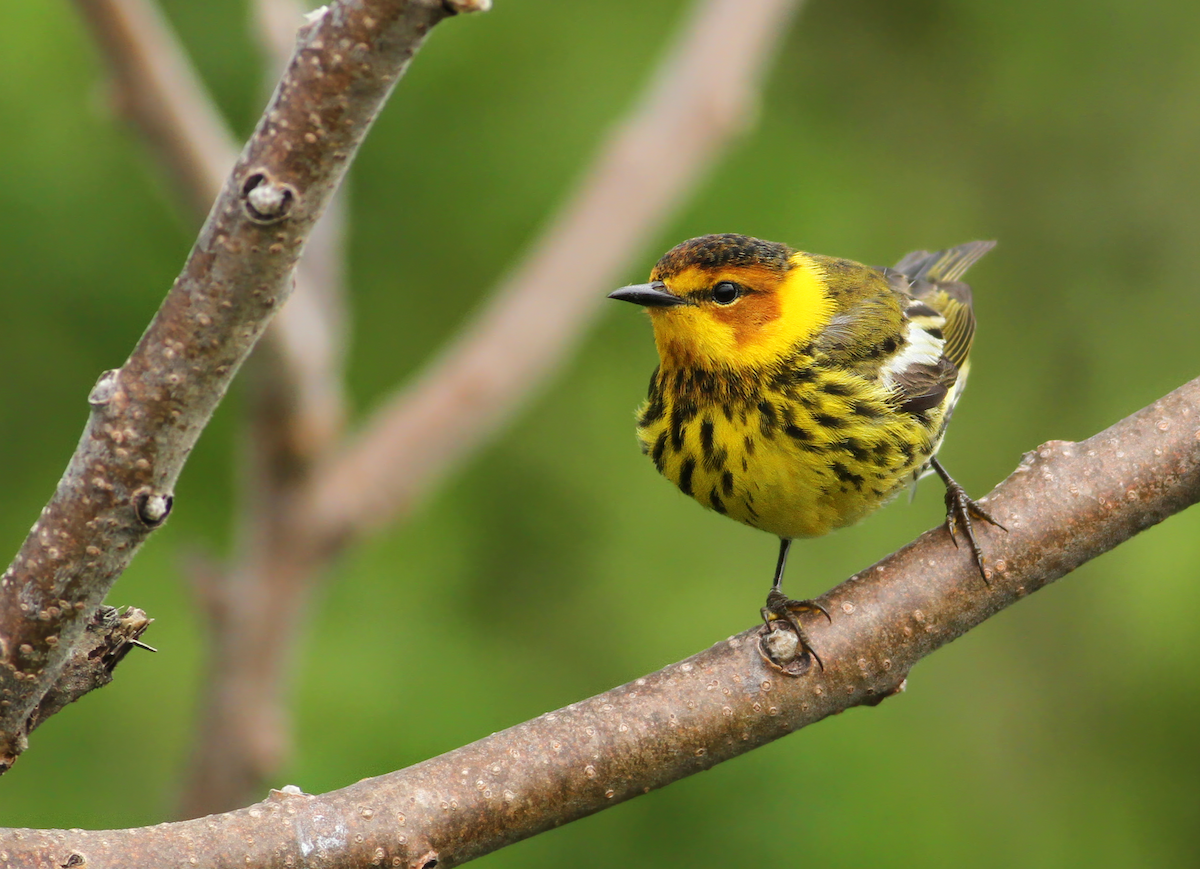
301, 0, 806, 544
0, 0, 478, 772
4, 374, 1197, 868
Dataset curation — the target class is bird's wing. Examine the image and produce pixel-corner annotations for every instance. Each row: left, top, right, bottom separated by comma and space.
880, 240, 994, 412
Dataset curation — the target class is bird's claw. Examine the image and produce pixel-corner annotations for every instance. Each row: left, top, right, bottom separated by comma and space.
942, 479, 1006, 584
761, 588, 830, 670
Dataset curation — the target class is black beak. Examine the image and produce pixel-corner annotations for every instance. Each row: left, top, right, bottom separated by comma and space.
608, 281, 686, 308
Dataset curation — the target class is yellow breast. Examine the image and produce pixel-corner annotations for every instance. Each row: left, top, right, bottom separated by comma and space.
637, 365, 944, 540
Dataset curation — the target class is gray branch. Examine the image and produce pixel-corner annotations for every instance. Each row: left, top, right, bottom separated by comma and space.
3, 374, 1196, 867
0, 0, 486, 772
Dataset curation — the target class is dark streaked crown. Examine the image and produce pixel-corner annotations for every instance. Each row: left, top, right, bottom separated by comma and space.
650, 234, 795, 281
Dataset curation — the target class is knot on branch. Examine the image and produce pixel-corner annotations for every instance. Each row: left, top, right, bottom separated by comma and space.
87, 369, 121, 408
757, 624, 816, 677
411, 849, 440, 869
21, 606, 154, 745
241, 171, 296, 224
444, 0, 492, 13
133, 490, 173, 528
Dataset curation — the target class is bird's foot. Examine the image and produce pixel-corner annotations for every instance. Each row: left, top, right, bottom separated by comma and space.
940, 476, 1007, 584
761, 588, 831, 671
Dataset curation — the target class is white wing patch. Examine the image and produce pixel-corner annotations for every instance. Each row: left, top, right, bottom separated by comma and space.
879, 317, 945, 394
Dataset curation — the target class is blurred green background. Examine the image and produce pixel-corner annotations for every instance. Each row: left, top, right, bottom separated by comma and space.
2, 0, 1199, 865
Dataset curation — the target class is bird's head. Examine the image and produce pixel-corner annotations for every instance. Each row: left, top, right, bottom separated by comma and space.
609, 234, 834, 370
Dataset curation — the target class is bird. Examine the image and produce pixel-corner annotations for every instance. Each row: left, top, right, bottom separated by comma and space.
608, 234, 1002, 668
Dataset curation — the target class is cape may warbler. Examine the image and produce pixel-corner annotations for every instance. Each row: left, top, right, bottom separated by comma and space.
609, 234, 1001, 666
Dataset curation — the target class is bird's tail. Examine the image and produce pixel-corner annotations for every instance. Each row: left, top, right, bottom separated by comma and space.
893, 240, 996, 283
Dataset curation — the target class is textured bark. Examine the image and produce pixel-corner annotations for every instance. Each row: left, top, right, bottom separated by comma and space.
0, 0, 476, 771
3, 375, 1196, 868
183, 0, 352, 816
74, 0, 352, 459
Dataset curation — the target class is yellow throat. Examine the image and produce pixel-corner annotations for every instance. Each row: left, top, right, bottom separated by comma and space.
645, 252, 835, 372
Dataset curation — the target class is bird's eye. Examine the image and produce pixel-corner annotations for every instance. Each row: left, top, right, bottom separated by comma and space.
711, 281, 741, 305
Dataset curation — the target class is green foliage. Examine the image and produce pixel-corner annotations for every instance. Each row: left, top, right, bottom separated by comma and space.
1, 0, 1198, 864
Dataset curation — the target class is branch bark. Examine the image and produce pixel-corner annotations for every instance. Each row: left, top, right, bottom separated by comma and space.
4, 375, 1196, 868
75, 0, 352, 460
23, 606, 153, 736
0, 0, 482, 772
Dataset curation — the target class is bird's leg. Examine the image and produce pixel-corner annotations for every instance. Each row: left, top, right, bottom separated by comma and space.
761, 537, 831, 669
930, 455, 1007, 584
771, 536, 790, 590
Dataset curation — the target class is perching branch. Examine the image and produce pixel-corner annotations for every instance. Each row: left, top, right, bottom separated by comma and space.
0, 0, 485, 772
4, 375, 1197, 868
